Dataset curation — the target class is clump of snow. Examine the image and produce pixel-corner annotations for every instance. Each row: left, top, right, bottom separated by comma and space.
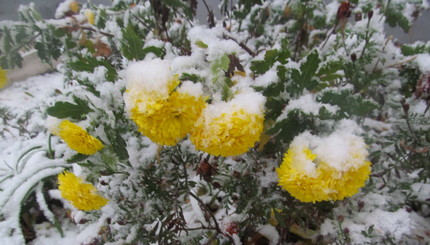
125, 58, 173, 95
256, 224, 280, 245
177, 81, 204, 98
230, 91, 266, 115
415, 54, 430, 73
254, 68, 279, 87
55, 0, 76, 18
281, 94, 339, 118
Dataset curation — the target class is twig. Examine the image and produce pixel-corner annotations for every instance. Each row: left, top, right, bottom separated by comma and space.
80, 26, 114, 38
223, 34, 256, 57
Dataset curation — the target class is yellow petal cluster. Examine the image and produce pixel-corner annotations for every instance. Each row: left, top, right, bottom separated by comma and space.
128, 82, 207, 146
0, 67, 7, 89
53, 120, 104, 155
84, 10, 95, 25
58, 171, 108, 211
190, 105, 264, 157
69, 1, 80, 13
125, 59, 208, 145
276, 137, 371, 203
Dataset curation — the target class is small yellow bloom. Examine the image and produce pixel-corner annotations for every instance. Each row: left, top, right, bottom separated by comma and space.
69, 1, 80, 13
124, 59, 207, 146
0, 67, 7, 89
190, 104, 264, 157
53, 120, 104, 155
129, 88, 207, 146
84, 9, 95, 25
276, 135, 371, 203
58, 171, 108, 211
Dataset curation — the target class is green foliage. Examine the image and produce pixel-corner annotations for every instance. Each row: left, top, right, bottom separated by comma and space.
288, 50, 321, 95
319, 89, 377, 118
68, 55, 117, 81
46, 97, 93, 120
120, 24, 146, 60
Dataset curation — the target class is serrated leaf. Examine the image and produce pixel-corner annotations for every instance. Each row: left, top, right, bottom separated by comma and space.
401, 44, 429, 56
250, 60, 270, 75
319, 90, 377, 117
68, 56, 117, 81
299, 50, 320, 87
195, 40, 208, 48
120, 24, 145, 60
47, 101, 93, 120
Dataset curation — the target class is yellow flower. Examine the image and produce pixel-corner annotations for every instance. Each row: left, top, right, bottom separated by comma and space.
53, 120, 104, 155
0, 67, 7, 89
129, 86, 207, 146
58, 171, 108, 211
276, 133, 371, 203
124, 59, 207, 146
190, 95, 265, 157
84, 10, 95, 25
69, 1, 80, 13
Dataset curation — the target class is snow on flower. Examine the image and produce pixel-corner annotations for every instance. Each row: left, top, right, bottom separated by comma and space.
58, 171, 108, 211
49, 119, 104, 155
190, 92, 266, 157
124, 59, 207, 146
276, 127, 371, 202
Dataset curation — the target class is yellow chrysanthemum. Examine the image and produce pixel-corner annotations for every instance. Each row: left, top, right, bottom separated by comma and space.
190, 105, 264, 157
69, 1, 80, 13
0, 67, 7, 89
276, 133, 371, 203
53, 120, 104, 155
84, 10, 95, 25
129, 88, 207, 146
58, 171, 108, 211
124, 59, 207, 146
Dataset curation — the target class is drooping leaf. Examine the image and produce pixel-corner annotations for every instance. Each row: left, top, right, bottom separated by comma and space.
46, 100, 93, 120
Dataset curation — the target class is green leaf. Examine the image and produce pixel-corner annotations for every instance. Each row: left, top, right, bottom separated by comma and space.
67, 56, 117, 81
299, 50, 320, 87
105, 126, 129, 161
120, 24, 145, 60
289, 50, 321, 94
180, 73, 204, 83
211, 54, 230, 74
385, 6, 410, 32
401, 44, 430, 56
195, 40, 208, 48
47, 100, 93, 120
316, 60, 343, 82
67, 153, 89, 163
142, 46, 165, 58
250, 60, 270, 75
319, 89, 377, 117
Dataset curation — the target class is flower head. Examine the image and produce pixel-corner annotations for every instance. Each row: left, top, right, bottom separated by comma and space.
84, 9, 95, 25
51, 120, 104, 155
276, 131, 371, 202
124, 59, 206, 146
58, 171, 108, 211
190, 92, 266, 157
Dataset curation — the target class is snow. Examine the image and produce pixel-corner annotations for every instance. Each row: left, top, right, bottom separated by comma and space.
125, 58, 173, 95
281, 94, 339, 118
415, 54, 430, 73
